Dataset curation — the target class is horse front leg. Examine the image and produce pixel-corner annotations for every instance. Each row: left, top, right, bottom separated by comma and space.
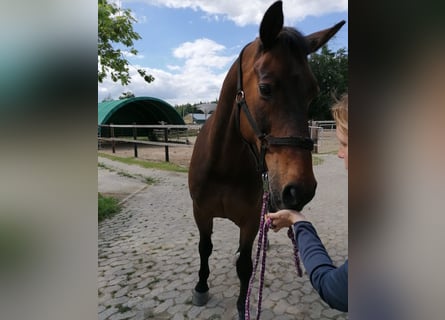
236, 225, 258, 320
192, 214, 213, 306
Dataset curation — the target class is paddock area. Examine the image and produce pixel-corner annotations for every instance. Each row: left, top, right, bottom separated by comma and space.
98, 128, 340, 168
98, 152, 347, 319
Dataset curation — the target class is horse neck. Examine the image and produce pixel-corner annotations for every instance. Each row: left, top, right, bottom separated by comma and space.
213, 100, 238, 146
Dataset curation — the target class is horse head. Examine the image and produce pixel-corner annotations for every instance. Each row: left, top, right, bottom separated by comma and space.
237, 1, 345, 212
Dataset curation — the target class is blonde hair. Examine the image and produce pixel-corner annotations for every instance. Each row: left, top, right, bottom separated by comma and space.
331, 93, 348, 136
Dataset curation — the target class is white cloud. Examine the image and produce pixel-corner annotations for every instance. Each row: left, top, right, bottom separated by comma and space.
98, 38, 237, 105
99, 1, 348, 104
173, 38, 233, 71
136, 14, 147, 24
122, 50, 145, 59
167, 65, 180, 71
129, 0, 347, 26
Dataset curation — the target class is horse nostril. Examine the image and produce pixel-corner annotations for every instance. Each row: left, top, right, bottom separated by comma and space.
289, 187, 297, 199
282, 183, 316, 210
282, 185, 299, 209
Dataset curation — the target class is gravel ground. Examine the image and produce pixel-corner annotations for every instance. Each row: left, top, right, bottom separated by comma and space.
98, 153, 347, 319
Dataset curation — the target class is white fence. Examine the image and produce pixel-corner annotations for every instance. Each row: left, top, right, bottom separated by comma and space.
309, 120, 337, 153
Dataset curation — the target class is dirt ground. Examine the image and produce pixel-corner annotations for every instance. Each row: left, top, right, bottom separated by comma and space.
98, 141, 196, 168
98, 130, 339, 168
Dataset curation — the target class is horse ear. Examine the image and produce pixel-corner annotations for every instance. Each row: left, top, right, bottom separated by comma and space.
305, 20, 346, 54
260, 1, 284, 50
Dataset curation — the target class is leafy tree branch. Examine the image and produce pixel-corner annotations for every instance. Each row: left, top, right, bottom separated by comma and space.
309, 45, 348, 120
98, 0, 154, 85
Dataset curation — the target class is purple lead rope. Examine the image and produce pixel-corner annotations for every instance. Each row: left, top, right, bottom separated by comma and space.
245, 188, 303, 320
287, 226, 303, 277
245, 191, 269, 320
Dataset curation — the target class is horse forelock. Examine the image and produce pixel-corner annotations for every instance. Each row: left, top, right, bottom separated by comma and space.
258, 27, 309, 56
278, 27, 310, 55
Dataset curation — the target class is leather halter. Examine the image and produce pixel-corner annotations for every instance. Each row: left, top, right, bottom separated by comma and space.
235, 43, 314, 174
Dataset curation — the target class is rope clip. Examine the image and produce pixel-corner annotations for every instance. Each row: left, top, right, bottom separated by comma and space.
262, 172, 269, 192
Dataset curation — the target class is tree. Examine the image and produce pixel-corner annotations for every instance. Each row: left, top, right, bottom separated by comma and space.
174, 100, 219, 118
174, 103, 197, 118
119, 91, 135, 99
308, 45, 348, 120
101, 94, 113, 102
98, 0, 154, 85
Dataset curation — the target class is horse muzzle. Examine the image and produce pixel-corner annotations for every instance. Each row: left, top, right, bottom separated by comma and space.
269, 180, 317, 212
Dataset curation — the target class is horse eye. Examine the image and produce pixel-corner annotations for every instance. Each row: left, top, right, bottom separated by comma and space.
258, 84, 272, 98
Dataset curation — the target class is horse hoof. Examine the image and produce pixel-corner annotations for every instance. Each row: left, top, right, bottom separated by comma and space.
192, 289, 210, 306
238, 311, 245, 320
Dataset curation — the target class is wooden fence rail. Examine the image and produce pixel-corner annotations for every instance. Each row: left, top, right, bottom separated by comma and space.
98, 122, 328, 162
98, 124, 201, 162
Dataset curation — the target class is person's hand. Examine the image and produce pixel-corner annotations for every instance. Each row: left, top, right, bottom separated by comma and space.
266, 209, 307, 232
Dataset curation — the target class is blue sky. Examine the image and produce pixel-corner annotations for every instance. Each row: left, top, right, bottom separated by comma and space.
98, 0, 348, 105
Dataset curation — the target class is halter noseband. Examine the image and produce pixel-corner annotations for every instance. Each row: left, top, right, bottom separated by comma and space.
236, 43, 314, 174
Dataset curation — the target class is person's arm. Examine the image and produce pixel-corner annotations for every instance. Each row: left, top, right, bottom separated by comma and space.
294, 221, 348, 312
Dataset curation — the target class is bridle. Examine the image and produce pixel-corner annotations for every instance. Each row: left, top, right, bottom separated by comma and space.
237, 42, 306, 320
235, 43, 314, 175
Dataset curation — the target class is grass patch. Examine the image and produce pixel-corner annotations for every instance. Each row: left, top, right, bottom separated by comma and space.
98, 193, 121, 222
98, 152, 188, 173
312, 155, 324, 166
117, 171, 134, 179
142, 176, 158, 184
99, 162, 158, 185
320, 149, 338, 155
98, 162, 107, 169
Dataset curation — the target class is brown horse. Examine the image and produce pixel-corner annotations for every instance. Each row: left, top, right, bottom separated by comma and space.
188, 1, 345, 319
